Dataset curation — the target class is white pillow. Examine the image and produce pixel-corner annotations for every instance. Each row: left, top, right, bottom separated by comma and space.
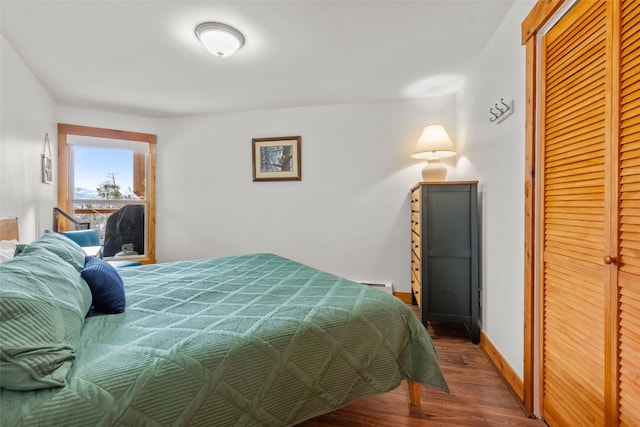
0, 239, 18, 262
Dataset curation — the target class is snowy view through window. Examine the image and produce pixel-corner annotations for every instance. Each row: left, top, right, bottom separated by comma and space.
72, 146, 143, 243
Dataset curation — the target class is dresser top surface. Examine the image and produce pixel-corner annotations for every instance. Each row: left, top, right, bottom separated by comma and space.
411, 181, 479, 191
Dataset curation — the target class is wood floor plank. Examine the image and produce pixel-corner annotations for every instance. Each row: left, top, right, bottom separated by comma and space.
297, 305, 542, 426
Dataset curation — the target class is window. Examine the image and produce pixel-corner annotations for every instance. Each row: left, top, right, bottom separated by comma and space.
57, 123, 156, 264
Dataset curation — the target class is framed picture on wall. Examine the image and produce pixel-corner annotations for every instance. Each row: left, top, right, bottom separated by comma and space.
42, 156, 53, 184
41, 133, 53, 184
252, 136, 301, 182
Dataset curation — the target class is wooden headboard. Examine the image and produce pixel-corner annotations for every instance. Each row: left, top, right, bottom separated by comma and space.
0, 217, 19, 240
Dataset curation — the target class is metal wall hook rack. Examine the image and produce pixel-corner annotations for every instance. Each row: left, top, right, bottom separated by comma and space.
489, 98, 514, 124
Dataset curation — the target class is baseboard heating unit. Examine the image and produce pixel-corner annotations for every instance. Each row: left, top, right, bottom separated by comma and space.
360, 282, 393, 295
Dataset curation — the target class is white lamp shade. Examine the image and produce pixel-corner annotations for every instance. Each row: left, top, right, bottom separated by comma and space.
196, 22, 245, 58
411, 125, 456, 160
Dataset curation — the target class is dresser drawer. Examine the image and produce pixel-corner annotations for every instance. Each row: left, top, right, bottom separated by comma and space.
411, 270, 421, 309
411, 212, 421, 234
411, 250, 421, 274
411, 188, 421, 211
411, 230, 421, 255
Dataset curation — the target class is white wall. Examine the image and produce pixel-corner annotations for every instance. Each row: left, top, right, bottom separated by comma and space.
0, 35, 58, 242
454, 0, 535, 379
156, 96, 456, 291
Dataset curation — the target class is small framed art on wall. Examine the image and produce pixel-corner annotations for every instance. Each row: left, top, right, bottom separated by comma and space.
252, 136, 301, 182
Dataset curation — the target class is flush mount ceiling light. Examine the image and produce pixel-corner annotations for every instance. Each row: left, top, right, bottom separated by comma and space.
195, 22, 245, 58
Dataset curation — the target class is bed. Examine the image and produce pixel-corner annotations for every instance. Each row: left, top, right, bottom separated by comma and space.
0, 217, 448, 426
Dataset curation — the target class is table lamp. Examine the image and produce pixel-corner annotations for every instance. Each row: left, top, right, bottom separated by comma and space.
411, 125, 457, 181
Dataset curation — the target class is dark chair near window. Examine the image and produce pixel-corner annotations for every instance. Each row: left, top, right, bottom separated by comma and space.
103, 205, 145, 258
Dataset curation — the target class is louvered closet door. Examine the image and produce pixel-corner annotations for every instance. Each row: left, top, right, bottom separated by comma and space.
618, 1, 640, 425
540, 1, 611, 425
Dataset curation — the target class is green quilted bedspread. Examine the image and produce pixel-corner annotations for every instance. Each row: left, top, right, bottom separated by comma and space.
1, 253, 448, 426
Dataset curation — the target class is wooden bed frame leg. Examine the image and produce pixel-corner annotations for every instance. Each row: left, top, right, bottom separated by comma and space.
407, 380, 421, 406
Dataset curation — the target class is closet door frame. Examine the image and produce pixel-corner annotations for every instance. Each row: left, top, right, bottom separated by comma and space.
521, 0, 620, 422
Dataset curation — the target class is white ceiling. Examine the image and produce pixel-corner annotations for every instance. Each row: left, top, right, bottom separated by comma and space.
0, 0, 515, 118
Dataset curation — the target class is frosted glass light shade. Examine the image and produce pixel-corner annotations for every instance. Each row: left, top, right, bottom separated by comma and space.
411, 125, 456, 160
195, 22, 245, 58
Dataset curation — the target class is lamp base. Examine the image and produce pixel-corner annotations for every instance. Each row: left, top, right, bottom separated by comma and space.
421, 159, 447, 181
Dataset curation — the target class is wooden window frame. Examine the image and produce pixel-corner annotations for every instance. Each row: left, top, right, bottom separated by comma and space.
57, 123, 157, 264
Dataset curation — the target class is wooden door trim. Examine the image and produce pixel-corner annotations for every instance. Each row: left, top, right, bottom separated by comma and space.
522, 0, 565, 44
522, 0, 566, 414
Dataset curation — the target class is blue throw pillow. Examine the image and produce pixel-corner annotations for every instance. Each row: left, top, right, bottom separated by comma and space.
81, 256, 126, 314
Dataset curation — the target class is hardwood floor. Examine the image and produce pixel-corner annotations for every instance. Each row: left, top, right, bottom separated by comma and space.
298, 311, 542, 426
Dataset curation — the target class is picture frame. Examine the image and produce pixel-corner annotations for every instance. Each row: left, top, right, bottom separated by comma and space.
42, 155, 53, 184
41, 132, 53, 184
252, 136, 301, 182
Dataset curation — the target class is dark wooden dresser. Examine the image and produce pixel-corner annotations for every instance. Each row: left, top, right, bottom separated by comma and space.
410, 181, 479, 343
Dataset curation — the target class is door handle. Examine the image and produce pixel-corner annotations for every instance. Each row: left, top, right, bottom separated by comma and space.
604, 255, 617, 265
